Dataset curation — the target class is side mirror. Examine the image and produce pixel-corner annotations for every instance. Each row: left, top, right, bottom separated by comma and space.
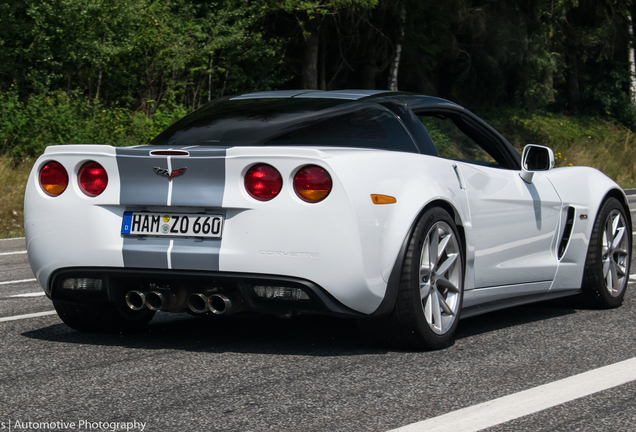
520, 144, 555, 183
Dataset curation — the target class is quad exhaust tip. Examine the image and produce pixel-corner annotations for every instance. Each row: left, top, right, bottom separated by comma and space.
187, 293, 234, 315
209, 294, 232, 315
187, 293, 210, 314
125, 290, 146, 311
126, 290, 236, 315
126, 290, 178, 311
145, 291, 170, 311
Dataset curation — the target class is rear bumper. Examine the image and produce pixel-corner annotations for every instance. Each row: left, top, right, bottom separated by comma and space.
48, 267, 366, 318
26, 145, 414, 315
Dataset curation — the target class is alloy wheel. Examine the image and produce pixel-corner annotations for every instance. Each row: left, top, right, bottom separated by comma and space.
602, 209, 629, 297
419, 221, 462, 334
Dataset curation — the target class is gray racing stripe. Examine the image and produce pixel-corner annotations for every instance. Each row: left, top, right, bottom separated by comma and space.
116, 146, 227, 270
170, 238, 221, 271
116, 147, 169, 206
122, 237, 169, 269
170, 155, 225, 207
116, 146, 226, 207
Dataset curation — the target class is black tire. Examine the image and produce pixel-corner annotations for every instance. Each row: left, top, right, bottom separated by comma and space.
581, 197, 631, 308
359, 207, 464, 350
53, 300, 155, 333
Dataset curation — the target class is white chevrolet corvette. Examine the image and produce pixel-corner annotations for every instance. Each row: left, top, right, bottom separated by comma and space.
24, 90, 632, 349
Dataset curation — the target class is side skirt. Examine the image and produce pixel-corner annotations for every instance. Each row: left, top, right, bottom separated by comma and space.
460, 288, 582, 319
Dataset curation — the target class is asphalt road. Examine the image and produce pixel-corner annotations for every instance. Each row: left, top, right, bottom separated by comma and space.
2, 198, 636, 432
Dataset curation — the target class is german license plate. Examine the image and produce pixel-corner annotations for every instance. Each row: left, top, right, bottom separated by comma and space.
121, 212, 223, 238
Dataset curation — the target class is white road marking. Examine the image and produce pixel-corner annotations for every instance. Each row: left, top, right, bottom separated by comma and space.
0, 310, 57, 323
8, 292, 45, 298
0, 278, 37, 286
0, 250, 27, 256
0, 237, 25, 241
390, 357, 636, 432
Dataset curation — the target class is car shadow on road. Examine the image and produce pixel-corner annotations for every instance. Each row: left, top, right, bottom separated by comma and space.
21, 298, 581, 355
21, 313, 385, 357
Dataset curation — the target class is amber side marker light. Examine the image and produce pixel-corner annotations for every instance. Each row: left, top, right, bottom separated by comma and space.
39, 161, 69, 197
371, 194, 397, 205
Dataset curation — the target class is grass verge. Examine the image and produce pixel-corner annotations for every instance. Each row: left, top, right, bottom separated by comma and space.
0, 156, 31, 239
484, 109, 636, 187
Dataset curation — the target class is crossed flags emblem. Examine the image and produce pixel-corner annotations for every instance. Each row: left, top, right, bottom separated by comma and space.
153, 166, 187, 181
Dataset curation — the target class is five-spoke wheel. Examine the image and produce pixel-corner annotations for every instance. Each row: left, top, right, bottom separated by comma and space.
419, 220, 462, 336
582, 197, 631, 308
359, 206, 465, 350
601, 208, 629, 297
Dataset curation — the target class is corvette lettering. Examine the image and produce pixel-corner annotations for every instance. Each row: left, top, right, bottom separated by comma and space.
153, 166, 187, 180
259, 250, 319, 258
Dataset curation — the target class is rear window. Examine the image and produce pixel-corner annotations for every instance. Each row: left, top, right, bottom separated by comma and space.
151, 98, 418, 153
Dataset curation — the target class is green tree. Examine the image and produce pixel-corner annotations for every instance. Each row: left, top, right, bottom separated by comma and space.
270, 0, 378, 89
0, 0, 288, 110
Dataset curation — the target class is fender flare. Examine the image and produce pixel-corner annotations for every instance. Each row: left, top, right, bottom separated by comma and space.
370, 199, 466, 317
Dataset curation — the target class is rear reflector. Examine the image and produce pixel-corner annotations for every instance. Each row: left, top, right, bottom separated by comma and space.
39, 161, 69, 196
62, 278, 103, 291
253, 285, 310, 301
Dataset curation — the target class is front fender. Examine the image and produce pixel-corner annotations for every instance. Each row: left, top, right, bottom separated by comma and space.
544, 166, 628, 290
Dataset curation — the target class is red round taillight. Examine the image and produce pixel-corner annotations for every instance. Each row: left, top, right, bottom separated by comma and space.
78, 161, 108, 196
294, 165, 332, 203
244, 164, 282, 201
39, 161, 69, 197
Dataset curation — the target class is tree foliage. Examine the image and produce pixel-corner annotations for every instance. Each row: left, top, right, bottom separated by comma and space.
0, 0, 288, 110
1, 0, 635, 131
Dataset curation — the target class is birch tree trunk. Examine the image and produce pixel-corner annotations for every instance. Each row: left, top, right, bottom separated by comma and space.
388, 3, 406, 91
302, 18, 320, 89
95, 33, 106, 101
95, 67, 102, 102
208, 56, 214, 102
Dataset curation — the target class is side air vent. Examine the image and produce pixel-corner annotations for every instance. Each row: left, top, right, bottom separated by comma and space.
149, 150, 190, 156
558, 206, 576, 259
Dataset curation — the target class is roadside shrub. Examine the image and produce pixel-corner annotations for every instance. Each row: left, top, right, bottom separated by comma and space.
482, 108, 636, 187
0, 87, 187, 161
0, 155, 30, 238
